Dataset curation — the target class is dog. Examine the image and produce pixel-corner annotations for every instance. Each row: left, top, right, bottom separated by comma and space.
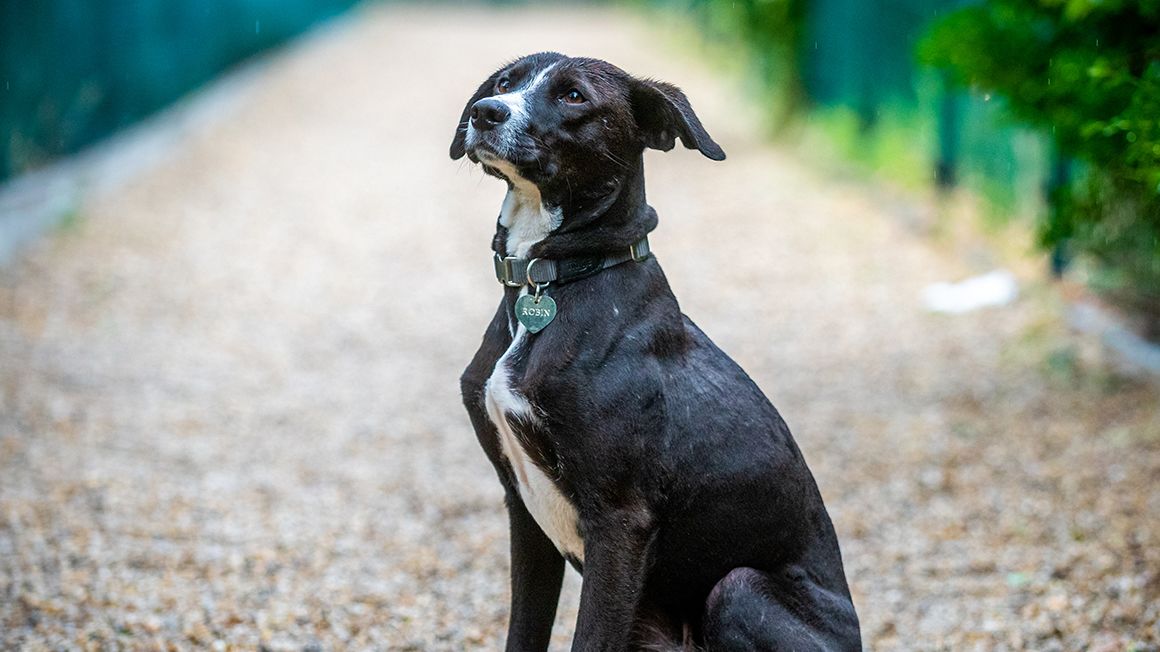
453, 52, 861, 651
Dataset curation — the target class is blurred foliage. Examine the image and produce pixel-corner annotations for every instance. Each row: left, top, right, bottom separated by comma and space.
0, 0, 357, 182
665, 1, 1051, 204
668, 0, 948, 124
718, 0, 810, 121
658, 0, 809, 124
666, 0, 1160, 332
920, 0, 1160, 327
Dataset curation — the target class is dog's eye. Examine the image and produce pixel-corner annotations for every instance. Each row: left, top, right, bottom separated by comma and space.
497, 78, 511, 93
561, 89, 586, 104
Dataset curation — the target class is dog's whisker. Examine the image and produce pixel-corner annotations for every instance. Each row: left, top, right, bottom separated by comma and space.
529, 134, 554, 153
602, 150, 630, 170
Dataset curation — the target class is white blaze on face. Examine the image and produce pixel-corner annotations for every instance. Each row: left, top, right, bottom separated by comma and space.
465, 62, 558, 159
492, 62, 557, 142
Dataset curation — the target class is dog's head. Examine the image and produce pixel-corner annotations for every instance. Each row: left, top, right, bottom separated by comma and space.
450, 53, 724, 199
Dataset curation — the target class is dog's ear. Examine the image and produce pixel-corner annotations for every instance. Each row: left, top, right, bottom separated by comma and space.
450, 69, 503, 160
629, 78, 725, 161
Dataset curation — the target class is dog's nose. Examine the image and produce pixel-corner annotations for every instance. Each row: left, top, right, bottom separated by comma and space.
470, 98, 510, 131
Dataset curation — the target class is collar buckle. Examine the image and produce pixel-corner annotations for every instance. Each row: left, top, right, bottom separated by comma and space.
629, 237, 651, 262
493, 253, 524, 287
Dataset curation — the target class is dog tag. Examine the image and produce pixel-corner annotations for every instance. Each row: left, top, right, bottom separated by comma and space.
515, 294, 557, 333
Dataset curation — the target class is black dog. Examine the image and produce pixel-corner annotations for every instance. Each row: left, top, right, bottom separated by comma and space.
453, 52, 860, 651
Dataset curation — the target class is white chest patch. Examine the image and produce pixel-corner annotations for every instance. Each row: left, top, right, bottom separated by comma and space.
484, 318, 585, 562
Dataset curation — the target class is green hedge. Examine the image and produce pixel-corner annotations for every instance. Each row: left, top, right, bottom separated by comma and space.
920, 0, 1160, 333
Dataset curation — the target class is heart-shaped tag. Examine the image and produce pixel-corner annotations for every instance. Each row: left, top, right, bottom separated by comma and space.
515, 294, 557, 333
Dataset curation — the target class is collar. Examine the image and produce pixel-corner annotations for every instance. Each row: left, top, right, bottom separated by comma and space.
493, 236, 651, 288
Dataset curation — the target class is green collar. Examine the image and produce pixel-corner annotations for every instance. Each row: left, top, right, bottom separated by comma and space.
493, 236, 651, 288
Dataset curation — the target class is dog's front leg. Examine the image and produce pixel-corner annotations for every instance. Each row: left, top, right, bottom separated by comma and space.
505, 489, 565, 652
570, 508, 655, 652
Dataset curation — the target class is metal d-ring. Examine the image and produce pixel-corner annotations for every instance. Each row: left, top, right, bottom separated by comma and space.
525, 257, 550, 300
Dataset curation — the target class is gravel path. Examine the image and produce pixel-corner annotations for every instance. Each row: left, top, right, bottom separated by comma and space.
2, 6, 1157, 651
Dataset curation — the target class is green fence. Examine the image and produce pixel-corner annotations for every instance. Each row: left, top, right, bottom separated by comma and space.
0, 0, 359, 183
803, 0, 945, 110
678, 0, 1053, 213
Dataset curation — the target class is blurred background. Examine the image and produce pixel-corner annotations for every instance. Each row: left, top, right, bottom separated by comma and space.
1, 1, 1157, 650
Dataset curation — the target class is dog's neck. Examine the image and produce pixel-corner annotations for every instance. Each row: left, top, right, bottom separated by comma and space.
492, 155, 657, 261
485, 157, 563, 259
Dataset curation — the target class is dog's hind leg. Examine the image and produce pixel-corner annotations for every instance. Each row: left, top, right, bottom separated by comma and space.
701, 567, 861, 652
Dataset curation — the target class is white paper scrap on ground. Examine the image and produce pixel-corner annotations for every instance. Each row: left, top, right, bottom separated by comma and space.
922, 270, 1018, 314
